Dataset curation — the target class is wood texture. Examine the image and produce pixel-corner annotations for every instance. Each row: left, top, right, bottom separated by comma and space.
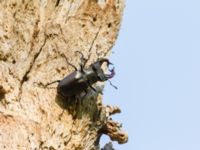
0, 0, 128, 149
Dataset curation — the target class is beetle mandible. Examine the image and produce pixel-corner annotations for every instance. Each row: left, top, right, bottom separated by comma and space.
44, 51, 116, 100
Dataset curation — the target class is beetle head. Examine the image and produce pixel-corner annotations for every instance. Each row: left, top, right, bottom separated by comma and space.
92, 58, 115, 81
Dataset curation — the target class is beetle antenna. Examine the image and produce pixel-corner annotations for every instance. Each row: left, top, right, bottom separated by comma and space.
75, 51, 86, 67
108, 80, 118, 90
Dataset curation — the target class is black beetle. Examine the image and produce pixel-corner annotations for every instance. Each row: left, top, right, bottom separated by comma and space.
43, 51, 116, 100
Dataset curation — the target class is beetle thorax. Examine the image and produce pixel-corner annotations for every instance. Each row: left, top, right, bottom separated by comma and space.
83, 69, 99, 84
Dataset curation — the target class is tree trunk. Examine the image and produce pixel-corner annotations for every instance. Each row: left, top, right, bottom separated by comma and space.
0, 0, 128, 149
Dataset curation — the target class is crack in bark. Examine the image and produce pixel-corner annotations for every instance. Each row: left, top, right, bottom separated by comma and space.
61, 121, 74, 148
88, 26, 102, 52
27, 18, 40, 58
17, 38, 47, 101
8, 68, 20, 82
64, 1, 73, 24
68, 16, 96, 26
59, 26, 68, 45
56, 2, 73, 45
34, 55, 59, 72
63, 134, 72, 147
55, 0, 61, 6
0, 85, 6, 101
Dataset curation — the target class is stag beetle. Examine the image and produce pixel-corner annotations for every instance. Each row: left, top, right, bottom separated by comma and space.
44, 51, 116, 100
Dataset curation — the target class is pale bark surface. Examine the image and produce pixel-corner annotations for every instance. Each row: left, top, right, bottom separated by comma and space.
0, 0, 128, 149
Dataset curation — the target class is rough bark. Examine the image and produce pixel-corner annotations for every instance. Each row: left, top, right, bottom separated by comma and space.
0, 0, 128, 149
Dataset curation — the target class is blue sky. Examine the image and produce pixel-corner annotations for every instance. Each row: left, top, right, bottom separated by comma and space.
101, 0, 200, 150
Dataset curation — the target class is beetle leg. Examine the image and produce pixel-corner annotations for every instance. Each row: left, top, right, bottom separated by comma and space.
88, 84, 97, 92
45, 80, 61, 87
75, 51, 91, 69
81, 90, 88, 101
61, 54, 78, 71
75, 51, 86, 68
75, 51, 86, 71
80, 64, 84, 72
108, 80, 118, 90
35, 80, 61, 88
